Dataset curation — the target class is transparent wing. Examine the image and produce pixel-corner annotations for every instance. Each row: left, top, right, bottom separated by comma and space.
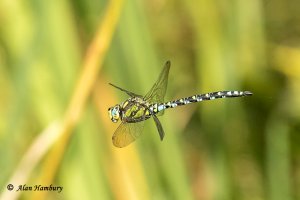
144, 61, 171, 104
153, 115, 165, 141
109, 83, 142, 98
112, 122, 145, 148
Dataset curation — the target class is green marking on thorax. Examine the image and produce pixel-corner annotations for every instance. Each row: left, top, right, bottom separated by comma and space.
124, 104, 145, 118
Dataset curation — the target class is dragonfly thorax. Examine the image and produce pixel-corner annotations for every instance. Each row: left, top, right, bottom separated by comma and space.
118, 98, 152, 123
108, 105, 121, 123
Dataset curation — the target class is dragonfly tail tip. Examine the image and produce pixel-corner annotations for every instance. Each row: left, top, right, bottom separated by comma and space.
244, 91, 253, 96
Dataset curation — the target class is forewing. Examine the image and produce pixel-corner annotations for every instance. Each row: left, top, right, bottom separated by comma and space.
109, 83, 142, 98
112, 122, 145, 148
144, 61, 171, 104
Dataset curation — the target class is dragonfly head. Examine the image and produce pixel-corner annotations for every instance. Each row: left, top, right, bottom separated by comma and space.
108, 105, 120, 123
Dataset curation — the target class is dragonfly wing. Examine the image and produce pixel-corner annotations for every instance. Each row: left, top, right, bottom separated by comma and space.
153, 115, 165, 141
112, 121, 145, 148
109, 83, 143, 98
144, 61, 170, 105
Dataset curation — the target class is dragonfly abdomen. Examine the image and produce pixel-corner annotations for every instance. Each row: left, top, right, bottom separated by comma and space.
150, 90, 252, 114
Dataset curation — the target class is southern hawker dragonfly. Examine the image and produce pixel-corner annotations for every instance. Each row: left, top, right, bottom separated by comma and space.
108, 61, 252, 148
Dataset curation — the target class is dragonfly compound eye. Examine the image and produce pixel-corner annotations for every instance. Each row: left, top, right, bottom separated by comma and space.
108, 106, 120, 123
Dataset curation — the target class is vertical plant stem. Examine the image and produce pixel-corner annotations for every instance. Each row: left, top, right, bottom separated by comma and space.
0, 1, 125, 200
34, 1, 125, 199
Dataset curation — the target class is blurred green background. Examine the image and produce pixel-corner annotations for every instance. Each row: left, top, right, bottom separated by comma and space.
1, 0, 300, 199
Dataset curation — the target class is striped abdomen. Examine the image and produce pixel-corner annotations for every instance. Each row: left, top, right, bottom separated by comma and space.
149, 91, 252, 114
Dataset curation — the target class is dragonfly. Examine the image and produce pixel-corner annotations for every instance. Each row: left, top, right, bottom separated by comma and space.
108, 61, 252, 148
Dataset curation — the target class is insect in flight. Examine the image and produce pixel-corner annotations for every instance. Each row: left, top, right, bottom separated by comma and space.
108, 61, 252, 148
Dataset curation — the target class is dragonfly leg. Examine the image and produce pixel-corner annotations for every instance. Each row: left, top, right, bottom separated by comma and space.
109, 83, 142, 97
153, 115, 165, 141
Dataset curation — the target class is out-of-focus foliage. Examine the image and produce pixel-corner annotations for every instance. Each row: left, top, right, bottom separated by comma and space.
0, 0, 300, 199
